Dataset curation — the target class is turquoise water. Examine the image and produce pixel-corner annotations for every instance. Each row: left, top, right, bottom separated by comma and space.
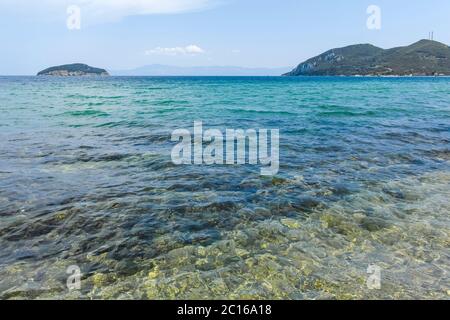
0, 76, 449, 299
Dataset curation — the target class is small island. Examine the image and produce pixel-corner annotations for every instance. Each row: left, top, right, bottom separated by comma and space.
284, 40, 450, 76
37, 63, 110, 76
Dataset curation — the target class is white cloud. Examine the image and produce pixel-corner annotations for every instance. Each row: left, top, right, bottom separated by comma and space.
1, 0, 217, 24
146, 45, 206, 56
79, 0, 214, 18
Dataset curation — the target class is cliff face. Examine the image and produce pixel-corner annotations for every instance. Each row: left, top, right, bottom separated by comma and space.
37, 64, 110, 76
284, 40, 450, 76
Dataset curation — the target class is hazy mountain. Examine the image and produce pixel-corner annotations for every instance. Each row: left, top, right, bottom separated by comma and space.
111, 65, 292, 76
37, 63, 109, 76
284, 40, 450, 76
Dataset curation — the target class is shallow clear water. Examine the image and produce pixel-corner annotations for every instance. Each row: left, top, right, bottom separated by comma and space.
0, 76, 449, 299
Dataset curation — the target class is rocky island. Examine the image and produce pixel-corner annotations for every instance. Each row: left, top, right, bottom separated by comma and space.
284, 40, 450, 76
37, 63, 110, 76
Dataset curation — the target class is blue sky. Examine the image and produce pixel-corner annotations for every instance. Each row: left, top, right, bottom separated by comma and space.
1, 0, 450, 74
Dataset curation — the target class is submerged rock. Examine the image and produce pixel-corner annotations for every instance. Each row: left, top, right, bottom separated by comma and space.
281, 218, 301, 229
360, 217, 390, 232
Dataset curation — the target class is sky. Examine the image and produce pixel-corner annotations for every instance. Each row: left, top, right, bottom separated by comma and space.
1, 0, 450, 75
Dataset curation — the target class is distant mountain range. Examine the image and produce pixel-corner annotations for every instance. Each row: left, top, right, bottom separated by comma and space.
36, 40, 450, 77
111, 65, 292, 76
284, 40, 450, 76
37, 63, 109, 76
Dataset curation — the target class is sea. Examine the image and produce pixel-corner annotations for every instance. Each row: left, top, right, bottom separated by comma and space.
0, 76, 449, 299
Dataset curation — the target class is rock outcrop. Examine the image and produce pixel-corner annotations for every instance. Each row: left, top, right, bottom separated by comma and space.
37, 63, 110, 76
284, 40, 450, 76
